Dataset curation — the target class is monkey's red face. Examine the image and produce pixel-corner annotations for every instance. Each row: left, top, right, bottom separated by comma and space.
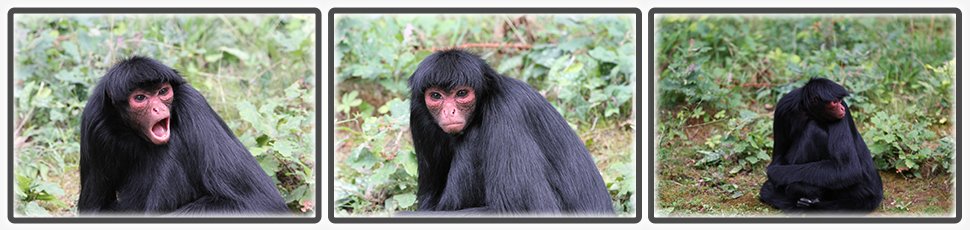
424, 86, 476, 134
826, 100, 846, 120
128, 83, 174, 145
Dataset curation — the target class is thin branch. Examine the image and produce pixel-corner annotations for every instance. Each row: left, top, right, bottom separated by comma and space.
425, 42, 533, 52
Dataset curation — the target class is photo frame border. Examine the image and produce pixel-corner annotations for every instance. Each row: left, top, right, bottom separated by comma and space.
6, 7, 323, 224
648, 7, 962, 224
328, 7, 643, 224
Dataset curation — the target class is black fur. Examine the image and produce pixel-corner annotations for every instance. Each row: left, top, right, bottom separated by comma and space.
407, 50, 614, 215
760, 78, 883, 213
78, 56, 288, 215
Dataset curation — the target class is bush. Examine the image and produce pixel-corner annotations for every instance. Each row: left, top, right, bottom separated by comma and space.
656, 15, 955, 177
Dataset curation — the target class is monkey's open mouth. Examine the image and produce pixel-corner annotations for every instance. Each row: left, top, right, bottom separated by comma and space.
150, 117, 170, 144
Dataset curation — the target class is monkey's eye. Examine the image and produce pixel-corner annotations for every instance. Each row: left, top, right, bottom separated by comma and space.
158, 87, 169, 96
456, 90, 468, 97
134, 95, 147, 102
430, 92, 442, 100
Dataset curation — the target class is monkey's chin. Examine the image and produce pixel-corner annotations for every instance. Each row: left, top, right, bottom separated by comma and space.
148, 117, 171, 145
440, 123, 465, 134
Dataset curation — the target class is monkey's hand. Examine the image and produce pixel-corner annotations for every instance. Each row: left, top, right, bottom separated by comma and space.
796, 197, 820, 208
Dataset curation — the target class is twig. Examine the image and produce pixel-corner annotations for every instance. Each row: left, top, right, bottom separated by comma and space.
426, 42, 532, 52
588, 116, 599, 136
739, 82, 772, 88
503, 17, 529, 45
684, 119, 727, 128
15, 82, 43, 133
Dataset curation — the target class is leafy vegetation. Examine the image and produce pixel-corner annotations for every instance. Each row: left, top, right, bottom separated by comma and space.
334, 14, 636, 216
12, 14, 316, 216
656, 15, 955, 215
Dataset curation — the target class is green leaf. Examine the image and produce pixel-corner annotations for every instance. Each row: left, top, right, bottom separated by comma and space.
285, 82, 301, 99
20, 202, 50, 217
237, 101, 261, 123
392, 194, 417, 208
61, 41, 80, 61
368, 166, 396, 184
395, 152, 418, 176
558, 38, 591, 52
256, 134, 271, 147
745, 156, 759, 164
35, 182, 65, 197
869, 143, 889, 155
497, 55, 524, 74
35, 194, 56, 201
904, 159, 916, 169
54, 67, 85, 84
588, 47, 617, 63
563, 61, 584, 73
257, 155, 280, 177
285, 185, 309, 203
756, 151, 770, 161
219, 46, 251, 61
237, 101, 273, 134
346, 148, 380, 169
204, 53, 223, 62
605, 107, 619, 118
274, 140, 297, 159
339, 91, 362, 114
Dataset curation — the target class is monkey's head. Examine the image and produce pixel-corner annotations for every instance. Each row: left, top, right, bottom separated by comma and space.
421, 86, 477, 134
124, 83, 174, 145
408, 49, 496, 135
802, 77, 849, 122
101, 57, 186, 145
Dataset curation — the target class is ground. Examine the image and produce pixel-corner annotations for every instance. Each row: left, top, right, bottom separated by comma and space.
656, 146, 955, 216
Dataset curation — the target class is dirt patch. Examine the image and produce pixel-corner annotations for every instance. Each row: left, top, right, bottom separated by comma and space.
657, 145, 955, 216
